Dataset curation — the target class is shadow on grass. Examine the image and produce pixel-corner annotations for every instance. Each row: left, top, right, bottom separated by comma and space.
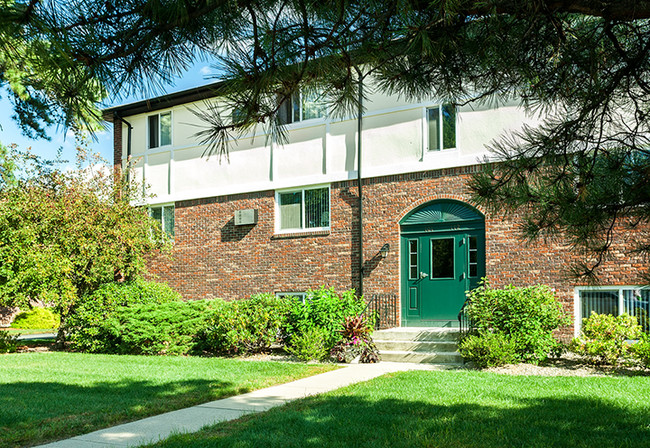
152, 394, 650, 448
0, 378, 242, 448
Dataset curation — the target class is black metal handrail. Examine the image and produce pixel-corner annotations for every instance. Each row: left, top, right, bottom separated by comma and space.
364, 293, 398, 329
458, 298, 475, 337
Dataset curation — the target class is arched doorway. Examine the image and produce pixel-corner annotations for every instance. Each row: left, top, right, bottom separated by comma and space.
400, 200, 485, 327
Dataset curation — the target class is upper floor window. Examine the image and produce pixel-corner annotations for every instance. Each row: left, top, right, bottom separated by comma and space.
278, 91, 326, 125
148, 112, 172, 149
150, 205, 175, 239
277, 186, 329, 232
427, 104, 456, 151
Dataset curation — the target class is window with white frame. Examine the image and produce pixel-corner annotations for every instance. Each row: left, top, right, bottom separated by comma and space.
576, 287, 650, 333
150, 205, 175, 239
426, 104, 456, 151
277, 186, 329, 232
278, 91, 327, 124
275, 292, 308, 303
148, 111, 172, 149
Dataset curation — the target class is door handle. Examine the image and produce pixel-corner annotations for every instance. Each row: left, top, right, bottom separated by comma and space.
419, 272, 428, 279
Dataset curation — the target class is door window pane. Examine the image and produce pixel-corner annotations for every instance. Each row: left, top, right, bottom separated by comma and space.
431, 238, 454, 278
408, 240, 418, 280
468, 236, 478, 277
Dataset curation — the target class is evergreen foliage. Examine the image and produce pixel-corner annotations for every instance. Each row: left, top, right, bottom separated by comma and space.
2, 1, 648, 279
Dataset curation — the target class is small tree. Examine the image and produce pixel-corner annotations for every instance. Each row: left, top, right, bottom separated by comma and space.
0, 142, 169, 343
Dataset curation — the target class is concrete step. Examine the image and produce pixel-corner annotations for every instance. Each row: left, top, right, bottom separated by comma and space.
373, 327, 460, 342
380, 350, 463, 364
374, 340, 458, 353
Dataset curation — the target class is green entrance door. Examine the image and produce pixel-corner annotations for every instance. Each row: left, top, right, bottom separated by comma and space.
400, 200, 485, 327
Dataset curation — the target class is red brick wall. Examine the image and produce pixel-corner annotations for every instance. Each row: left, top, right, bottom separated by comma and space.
148, 165, 648, 334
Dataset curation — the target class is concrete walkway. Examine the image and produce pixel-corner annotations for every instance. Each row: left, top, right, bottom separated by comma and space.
37, 362, 445, 448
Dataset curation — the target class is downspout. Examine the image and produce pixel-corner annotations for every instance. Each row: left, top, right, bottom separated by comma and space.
356, 71, 364, 297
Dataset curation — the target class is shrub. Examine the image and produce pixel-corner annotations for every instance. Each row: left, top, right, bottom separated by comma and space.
630, 332, 650, 368
0, 331, 19, 354
458, 332, 518, 368
461, 281, 569, 364
286, 327, 329, 361
105, 300, 219, 355
196, 294, 290, 355
571, 312, 641, 365
66, 280, 181, 353
11, 307, 60, 329
285, 287, 367, 350
330, 314, 380, 363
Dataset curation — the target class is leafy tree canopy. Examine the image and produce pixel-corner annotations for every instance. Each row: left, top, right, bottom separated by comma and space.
0, 142, 169, 340
2, 0, 649, 279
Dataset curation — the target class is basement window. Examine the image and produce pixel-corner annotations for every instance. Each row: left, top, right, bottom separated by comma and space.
576, 287, 650, 334
148, 111, 172, 149
427, 104, 456, 151
150, 205, 175, 239
276, 292, 308, 303
276, 186, 330, 232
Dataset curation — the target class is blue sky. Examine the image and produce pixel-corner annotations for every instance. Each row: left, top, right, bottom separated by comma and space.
0, 61, 220, 167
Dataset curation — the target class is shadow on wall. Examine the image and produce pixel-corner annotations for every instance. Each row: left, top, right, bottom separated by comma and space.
338, 186, 361, 291
221, 217, 255, 242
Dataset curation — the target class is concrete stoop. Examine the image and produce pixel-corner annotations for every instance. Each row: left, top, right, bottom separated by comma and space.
374, 327, 463, 365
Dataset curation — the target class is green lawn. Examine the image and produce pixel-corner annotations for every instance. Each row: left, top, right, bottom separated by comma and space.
145, 369, 650, 448
0, 352, 335, 447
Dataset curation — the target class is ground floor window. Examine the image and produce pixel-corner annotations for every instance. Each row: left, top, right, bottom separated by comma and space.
576, 287, 649, 333
276, 186, 329, 232
150, 205, 175, 239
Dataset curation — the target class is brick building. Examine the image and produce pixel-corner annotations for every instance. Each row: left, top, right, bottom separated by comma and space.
103, 83, 648, 337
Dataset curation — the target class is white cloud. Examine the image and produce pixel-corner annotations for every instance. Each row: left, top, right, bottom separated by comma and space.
200, 66, 214, 76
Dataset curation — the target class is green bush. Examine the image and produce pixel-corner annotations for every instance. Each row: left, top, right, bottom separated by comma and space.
285, 287, 367, 350
630, 332, 650, 368
11, 307, 60, 329
461, 281, 569, 365
105, 300, 219, 355
286, 327, 329, 361
0, 331, 19, 354
66, 280, 181, 352
571, 312, 641, 365
458, 332, 517, 368
196, 294, 290, 355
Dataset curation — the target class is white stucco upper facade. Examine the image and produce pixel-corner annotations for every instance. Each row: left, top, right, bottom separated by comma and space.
116, 86, 540, 205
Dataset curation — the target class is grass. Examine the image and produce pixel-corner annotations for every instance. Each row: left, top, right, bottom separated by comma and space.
144, 369, 650, 448
0, 352, 335, 447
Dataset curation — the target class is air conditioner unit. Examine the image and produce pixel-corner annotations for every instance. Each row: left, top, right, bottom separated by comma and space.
234, 209, 258, 226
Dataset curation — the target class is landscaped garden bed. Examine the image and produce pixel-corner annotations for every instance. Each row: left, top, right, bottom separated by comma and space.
0, 352, 336, 448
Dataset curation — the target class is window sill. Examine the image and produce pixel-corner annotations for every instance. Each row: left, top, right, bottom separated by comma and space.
272, 230, 330, 239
